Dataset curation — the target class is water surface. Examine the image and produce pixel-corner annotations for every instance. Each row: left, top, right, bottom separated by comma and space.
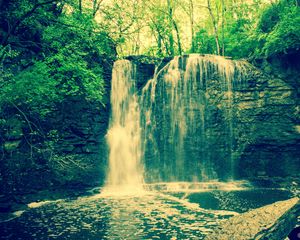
0, 184, 293, 240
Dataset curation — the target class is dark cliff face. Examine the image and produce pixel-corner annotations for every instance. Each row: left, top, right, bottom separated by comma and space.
234, 75, 299, 179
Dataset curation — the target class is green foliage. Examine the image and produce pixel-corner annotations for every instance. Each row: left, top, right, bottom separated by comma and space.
0, 0, 116, 177
44, 49, 104, 100
260, 4, 300, 57
192, 29, 216, 54
258, 3, 281, 33
0, 2, 116, 118
1, 61, 58, 117
222, 18, 255, 59
147, 5, 177, 56
189, 0, 299, 60
227, 0, 300, 59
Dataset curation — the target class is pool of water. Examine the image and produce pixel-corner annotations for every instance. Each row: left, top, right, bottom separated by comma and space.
0, 183, 293, 240
169, 188, 292, 213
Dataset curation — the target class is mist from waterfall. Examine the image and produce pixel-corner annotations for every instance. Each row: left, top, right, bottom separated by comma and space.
104, 60, 144, 193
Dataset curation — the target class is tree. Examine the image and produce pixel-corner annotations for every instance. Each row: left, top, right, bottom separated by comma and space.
207, 0, 220, 55
167, 0, 182, 55
92, 0, 105, 17
1, 0, 62, 47
188, 0, 195, 53
0, 0, 116, 175
96, 0, 144, 56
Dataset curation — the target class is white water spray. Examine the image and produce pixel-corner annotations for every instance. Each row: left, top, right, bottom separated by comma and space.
104, 60, 144, 194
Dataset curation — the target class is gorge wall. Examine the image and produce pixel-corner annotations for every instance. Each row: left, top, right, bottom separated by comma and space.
130, 55, 300, 183
0, 54, 299, 198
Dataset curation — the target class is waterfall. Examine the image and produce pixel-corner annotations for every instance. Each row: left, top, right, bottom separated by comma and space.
141, 54, 247, 182
104, 60, 144, 193
105, 54, 248, 190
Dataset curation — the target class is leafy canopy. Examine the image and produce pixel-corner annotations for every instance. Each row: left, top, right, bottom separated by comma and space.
1, 2, 116, 118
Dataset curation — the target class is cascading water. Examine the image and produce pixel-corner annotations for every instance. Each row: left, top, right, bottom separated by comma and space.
105, 55, 248, 190
141, 54, 247, 182
104, 60, 144, 193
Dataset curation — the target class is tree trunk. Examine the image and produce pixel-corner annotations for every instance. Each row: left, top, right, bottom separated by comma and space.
150, 18, 165, 56
157, 33, 163, 56
189, 0, 195, 53
79, 0, 82, 13
172, 20, 182, 55
93, 0, 97, 16
207, 0, 220, 55
221, 0, 225, 56
167, 0, 182, 56
93, 0, 104, 17
167, 35, 174, 56
167, 0, 175, 56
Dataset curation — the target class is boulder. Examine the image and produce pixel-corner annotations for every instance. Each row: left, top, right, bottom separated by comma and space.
205, 197, 299, 240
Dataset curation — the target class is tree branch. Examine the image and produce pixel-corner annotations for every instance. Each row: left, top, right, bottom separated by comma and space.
2, 0, 60, 46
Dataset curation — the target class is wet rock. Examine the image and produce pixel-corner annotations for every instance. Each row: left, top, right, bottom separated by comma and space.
134, 55, 299, 181
125, 55, 157, 90
205, 197, 299, 240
